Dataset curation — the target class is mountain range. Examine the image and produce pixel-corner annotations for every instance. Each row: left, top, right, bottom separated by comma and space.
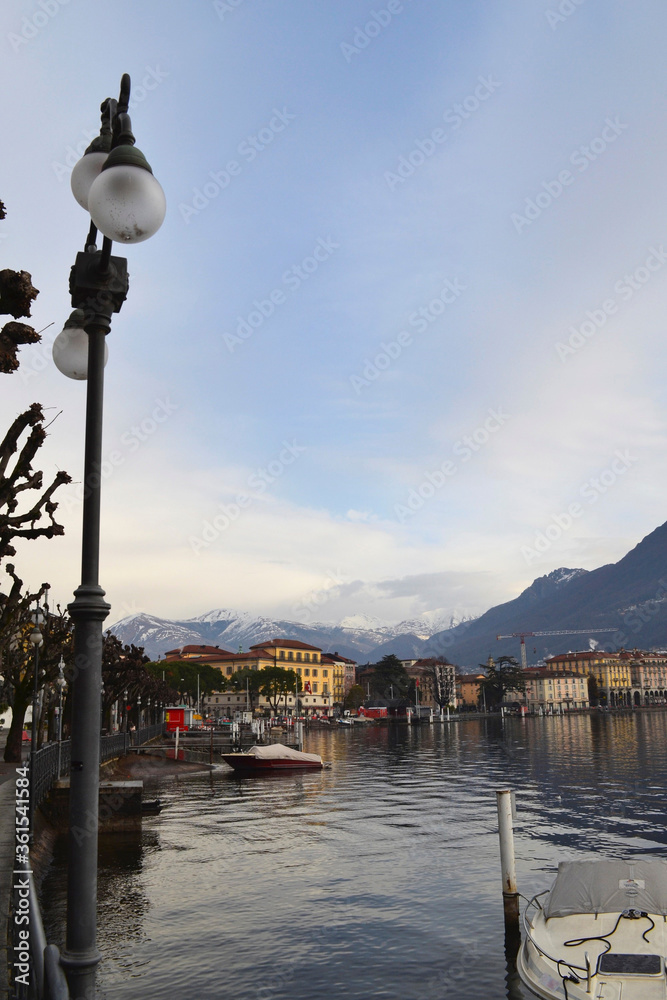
108, 520, 667, 668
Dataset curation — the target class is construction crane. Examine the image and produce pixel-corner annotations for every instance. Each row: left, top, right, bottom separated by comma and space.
495, 628, 619, 669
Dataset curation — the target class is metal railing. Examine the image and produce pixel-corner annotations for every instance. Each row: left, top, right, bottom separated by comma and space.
29, 724, 165, 813
11, 725, 165, 998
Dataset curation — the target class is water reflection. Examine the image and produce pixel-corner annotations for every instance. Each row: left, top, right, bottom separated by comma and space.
38, 713, 667, 999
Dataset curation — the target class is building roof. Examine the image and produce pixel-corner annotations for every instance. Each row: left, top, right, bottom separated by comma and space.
546, 651, 620, 663
165, 644, 232, 657
323, 651, 357, 664
249, 638, 322, 652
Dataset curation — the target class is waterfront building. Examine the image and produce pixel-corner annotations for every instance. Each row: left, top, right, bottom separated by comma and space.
544, 651, 632, 706
456, 672, 486, 709
321, 651, 357, 708
180, 638, 333, 716
520, 669, 589, 712
622, 650, 667, 705
405, 659, 457, 709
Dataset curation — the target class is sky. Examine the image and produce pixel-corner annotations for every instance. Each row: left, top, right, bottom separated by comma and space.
3, 0, 667, 630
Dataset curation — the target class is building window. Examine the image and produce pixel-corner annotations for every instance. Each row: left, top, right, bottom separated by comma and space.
304, 668, 310, 676
304, 653, 310, 662
297, 667, 302, 676
226, 667, 232, 676
279, 650, 285, 660
296, 652, 302, 661
288, 652, 294, 661
323, 670, 328, 677
312, 683, 318, 693
312, 669, 318, 678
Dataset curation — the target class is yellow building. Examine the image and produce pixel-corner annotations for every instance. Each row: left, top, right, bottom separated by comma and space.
545, 651, 632, 707
522, 669, 589, 711
195, 639, 333, 715
456, 672, 486, 708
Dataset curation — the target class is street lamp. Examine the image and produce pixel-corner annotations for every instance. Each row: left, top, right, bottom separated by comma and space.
52, 74, 164, 998
28, 603, 45, 843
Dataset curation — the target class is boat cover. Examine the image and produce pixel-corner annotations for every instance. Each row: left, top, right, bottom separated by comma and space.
248, 744, 322, 764
543, 860, 667, 919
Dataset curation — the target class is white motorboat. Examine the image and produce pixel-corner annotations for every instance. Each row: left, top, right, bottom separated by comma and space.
518, 859, 667, 999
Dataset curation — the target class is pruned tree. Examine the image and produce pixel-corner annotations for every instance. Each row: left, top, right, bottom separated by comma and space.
1, 585, 73, 763
0, 402, 71, 565
0, 198, 72, 759
418, 657, 456, 709
0, 200, 40, 375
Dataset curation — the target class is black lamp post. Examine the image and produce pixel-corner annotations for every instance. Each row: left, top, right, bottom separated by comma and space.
52, 74, 165, 999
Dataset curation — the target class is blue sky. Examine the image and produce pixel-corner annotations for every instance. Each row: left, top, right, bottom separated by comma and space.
3, 0, 667, 628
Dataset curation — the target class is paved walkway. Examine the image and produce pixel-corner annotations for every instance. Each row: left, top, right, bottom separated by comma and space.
0, 731, 28, 999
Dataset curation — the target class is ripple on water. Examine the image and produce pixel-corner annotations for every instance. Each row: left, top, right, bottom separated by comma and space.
38, 714, 667, 1000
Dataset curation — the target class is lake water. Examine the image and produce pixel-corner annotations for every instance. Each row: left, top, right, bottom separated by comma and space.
40, 713, 667, 999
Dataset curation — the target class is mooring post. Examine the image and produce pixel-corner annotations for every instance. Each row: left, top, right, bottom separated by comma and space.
496, 789, 520, 930
175, 725, 180, 761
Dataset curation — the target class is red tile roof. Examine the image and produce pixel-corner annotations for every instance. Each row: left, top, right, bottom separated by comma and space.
165, 644, 233, 657
249, 638, 322, 652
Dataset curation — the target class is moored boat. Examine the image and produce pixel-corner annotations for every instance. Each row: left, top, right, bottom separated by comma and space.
221, 743, 323, 772
518, 859, 667, 999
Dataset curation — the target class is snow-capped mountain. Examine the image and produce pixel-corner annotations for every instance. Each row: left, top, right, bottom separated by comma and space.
107, 607, 478, 662
108, 521, 667, 666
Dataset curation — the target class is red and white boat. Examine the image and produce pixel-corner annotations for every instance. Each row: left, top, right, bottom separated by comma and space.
221, 743, 323, 772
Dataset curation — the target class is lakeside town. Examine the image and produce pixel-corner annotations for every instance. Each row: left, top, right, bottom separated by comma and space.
158, 638, 667, 723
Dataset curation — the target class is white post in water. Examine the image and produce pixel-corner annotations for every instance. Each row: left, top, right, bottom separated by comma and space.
496, 789, 519, 928
175, 725, 180, 761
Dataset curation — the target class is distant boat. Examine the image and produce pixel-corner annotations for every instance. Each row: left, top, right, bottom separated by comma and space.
519, 859, 667, 999
221, 743, 323, 772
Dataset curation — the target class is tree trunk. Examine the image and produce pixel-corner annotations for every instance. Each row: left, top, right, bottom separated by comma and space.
4, 694, 28, 762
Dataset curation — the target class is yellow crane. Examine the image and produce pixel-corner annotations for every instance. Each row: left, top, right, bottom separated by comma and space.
496, 627, 619, 669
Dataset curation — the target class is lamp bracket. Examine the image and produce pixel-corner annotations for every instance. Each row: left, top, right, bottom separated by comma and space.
69, 250, 129, 326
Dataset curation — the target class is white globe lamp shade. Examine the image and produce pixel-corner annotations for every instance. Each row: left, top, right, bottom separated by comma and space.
52, 311, 109, 380
70, 151, 108, 210
88, 164, 166, 244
